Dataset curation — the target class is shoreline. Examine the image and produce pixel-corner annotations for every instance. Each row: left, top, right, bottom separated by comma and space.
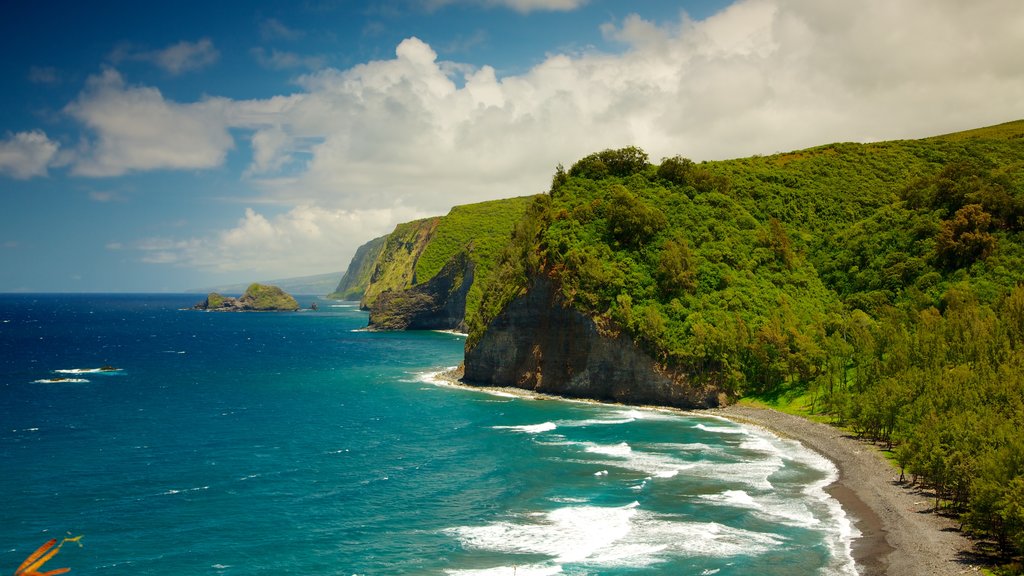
715, 405, 980, 576
427, 368, 981, 576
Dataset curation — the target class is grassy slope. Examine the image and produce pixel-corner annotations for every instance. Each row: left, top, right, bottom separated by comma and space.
360, 218, 441, 307
329, 234, 387, 300
412, 196, 535, 321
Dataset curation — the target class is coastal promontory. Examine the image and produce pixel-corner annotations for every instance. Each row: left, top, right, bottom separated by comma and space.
194, 283, 300, 311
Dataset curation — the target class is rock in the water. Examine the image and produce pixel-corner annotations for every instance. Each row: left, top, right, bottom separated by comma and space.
194, 283, 300, 311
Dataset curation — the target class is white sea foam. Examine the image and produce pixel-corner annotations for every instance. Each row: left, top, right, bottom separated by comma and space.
692, 422, 749, 435
160, 485, 209, 496
34, 378, 89, 384
584, 441, 632, 457
54, 367, 122, 374
493, 422, 558, 434
445, 502, 786, 574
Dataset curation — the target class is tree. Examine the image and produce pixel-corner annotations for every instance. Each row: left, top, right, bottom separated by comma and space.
569, 147, 649, 179
605, 186, 667, 247
934, 204, 996, 269
657, 237, 697, 296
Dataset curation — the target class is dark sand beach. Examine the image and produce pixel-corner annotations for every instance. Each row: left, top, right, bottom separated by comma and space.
433, 368, 983, 575
717, 405, 981, 576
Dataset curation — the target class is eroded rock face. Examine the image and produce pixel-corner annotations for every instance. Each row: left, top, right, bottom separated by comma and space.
368, 252, 474, 331
463, 277, 722, 409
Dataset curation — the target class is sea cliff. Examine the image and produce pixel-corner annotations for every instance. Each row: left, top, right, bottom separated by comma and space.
463, 277, 722, 408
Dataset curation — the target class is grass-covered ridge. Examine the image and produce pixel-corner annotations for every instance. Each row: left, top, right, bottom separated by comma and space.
413, 196, 535, 322
468, 122, 1024, 559
356, 196, 535, 326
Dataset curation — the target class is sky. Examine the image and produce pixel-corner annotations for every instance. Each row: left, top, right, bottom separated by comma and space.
1, 0, 1023, 292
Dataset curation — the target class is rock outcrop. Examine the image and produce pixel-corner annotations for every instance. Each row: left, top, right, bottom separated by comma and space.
194, 283, 300, 312
368, 251, 474, 331
328, 234, 387, 301
463, 277, 723, 409
360, 218, 441, 309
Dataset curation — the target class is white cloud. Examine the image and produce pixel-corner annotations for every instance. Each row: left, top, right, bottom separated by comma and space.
0, 130, 59, 179
134, 204, 429, 278
65, 68, 234, 177
40, 0, 1024, 278
110, 38, 219, 75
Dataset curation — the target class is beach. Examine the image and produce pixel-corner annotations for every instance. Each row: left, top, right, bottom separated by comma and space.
432, 367, 983, 575
717, 405, 981, 576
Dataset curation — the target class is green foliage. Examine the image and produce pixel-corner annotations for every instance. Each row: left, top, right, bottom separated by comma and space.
468, 122, 1024, 556
605, 186, 667, 246
412, 196, 534, 322
242, 283, 300, 310
568, 146, 649, 179
329, 234, 387, 300
206, 293, 225, 309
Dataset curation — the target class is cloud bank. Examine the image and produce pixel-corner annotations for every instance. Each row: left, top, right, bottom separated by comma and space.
21, 0, 1024, 277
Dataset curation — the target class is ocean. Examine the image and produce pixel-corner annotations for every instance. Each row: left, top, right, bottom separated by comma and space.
0, 294, 856, 575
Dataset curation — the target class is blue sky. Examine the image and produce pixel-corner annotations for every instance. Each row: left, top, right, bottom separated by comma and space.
2, 0, 1022, 292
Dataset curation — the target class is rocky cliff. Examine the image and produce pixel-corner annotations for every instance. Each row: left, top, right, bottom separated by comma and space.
360, 218, 441, 309
328, 234, 387, 300
369, 251, 474, 331
463, 277, 723, 408
342, 196, 533, 330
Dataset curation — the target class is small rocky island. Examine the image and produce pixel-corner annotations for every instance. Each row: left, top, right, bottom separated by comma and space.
193, 283, 300, 312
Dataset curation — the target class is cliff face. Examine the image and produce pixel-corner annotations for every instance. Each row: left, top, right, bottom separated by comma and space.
360, 218, 441, 309
464, 277, 723, 408
369, 251, 474, 331
329, 234, 387, 300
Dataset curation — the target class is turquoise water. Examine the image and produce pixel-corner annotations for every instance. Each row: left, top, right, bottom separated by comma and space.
0, 294, 855, 575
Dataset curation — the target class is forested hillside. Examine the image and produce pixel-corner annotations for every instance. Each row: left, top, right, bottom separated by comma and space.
467, 121, 1024, 557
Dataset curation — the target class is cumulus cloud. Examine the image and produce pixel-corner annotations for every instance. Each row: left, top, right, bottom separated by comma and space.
135, 204, 429, 278
65, 68, 234, 176
47, 0, 1024, 277
0, 130, 60, 179
110, 38, 219, 75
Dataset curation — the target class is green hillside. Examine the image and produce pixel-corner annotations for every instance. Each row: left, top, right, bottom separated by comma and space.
469, 122, 1024, 556
328, 234, 387, 300
413, 196, 535, 322
357, 196, 535, 326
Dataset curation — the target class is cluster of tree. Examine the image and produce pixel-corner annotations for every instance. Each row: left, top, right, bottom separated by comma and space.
469, 122, 1024, 559
813, 285, 1024, 556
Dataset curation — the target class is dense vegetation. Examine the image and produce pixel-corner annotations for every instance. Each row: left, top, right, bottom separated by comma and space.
413, 196, 534, 322
329, 234, 386, 300
469, 121, 1024, 560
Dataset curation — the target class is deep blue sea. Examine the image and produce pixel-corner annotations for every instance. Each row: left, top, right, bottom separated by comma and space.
0, 294, 856, 575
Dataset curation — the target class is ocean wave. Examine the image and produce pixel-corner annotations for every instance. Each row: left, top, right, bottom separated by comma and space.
33, 378, 89, 384
445, 502, 786, 574
692, 422, 749, 435
54, 367, 123, 374
493, 422, 558, 434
